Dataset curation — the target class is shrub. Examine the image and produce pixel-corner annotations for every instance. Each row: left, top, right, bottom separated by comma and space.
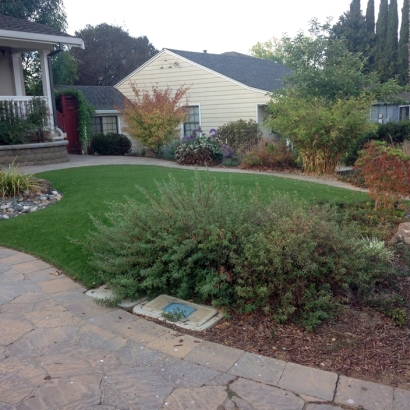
242, 140, 298, 170
175, 128, 223, 165
345, 119, 410, 165
121, 84, 189, 153
218, 119, 262, 152
355, 140, 410, 209
0, 98, 50, 145
90, 133, 132, 156
158, 139, 181, 160
85, 172, 393, 330
0, 160, 41, 198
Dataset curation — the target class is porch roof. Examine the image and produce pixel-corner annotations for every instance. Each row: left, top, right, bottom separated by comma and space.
0, 14, 84, 49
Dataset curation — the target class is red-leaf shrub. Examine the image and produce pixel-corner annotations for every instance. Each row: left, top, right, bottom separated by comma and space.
355, 141, 410, 209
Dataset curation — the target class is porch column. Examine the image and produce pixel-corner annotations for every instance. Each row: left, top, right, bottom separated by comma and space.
11, 53, 25, 96
39, 49, 54, 129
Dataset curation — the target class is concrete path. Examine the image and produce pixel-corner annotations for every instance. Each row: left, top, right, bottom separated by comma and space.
1, 247, 408, 410
19, 154, 366, 192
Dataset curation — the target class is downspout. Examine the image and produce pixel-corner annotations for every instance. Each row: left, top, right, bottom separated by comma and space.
47, 43, 63, 135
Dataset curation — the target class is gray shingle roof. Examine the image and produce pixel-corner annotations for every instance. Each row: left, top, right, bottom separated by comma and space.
56, 86, 127, 111
0, 14, 73, 38
166, 49, 292, 92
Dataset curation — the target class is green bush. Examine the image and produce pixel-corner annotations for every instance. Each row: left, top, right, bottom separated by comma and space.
218, 119, 262, 152
90, 133, 132, 156
85, 173, 393, 330
345, 119, 410, 165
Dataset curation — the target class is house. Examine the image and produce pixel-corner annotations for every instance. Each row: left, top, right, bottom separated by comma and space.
370, 92, 410, 124
0, 14, 84, 139
114, 48, 292, 138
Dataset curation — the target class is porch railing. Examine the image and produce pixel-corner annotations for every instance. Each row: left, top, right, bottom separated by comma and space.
0, 96, 49, 123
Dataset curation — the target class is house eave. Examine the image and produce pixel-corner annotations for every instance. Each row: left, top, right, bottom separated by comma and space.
0, 29, 84, 49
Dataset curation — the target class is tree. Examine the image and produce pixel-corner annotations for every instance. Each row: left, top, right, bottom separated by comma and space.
265, 20, 401, 175
365, 0, 376, 70
332, 0, 368, 56
70, 24, 158, 86
249, 37, 286, 64
121, 84, 189, 153
375, 0, 389, 81
0, 0, 67, 31
397, 0, 409, 85
386, 0, 399, 78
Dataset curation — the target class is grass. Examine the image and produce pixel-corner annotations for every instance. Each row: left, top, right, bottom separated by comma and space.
0, 165, 367, 288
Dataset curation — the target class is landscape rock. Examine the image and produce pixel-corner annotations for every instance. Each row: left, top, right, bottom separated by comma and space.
389, 222, 410, 245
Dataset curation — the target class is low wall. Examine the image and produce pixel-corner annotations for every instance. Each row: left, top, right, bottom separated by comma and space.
0, 140, 69, 167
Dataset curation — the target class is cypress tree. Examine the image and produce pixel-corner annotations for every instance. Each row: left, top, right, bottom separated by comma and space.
332, 0, 367, 55
397, 0, 409, 85
365, 0, 376, 71
386, 0, 399, 79
375, 0, 389, 81
365, 0, 375, 33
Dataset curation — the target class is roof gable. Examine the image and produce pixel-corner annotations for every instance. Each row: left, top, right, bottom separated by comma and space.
166, 49, 292, 92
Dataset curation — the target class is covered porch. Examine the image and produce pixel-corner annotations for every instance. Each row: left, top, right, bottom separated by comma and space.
0, 14, 84, 140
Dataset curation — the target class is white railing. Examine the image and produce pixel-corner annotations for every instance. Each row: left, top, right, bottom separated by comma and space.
0, 96, 48, 120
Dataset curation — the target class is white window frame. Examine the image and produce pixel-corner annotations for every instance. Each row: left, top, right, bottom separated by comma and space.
181, 104, 201, 137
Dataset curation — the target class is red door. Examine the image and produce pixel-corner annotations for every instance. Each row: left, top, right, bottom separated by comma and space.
57, 95, 82, 154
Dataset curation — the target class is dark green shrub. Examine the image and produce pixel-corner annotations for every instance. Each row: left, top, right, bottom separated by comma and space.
345, 120, 410, 165
90, 133, 132, 156
218, 119, 262, 152
85, 173, 393, 330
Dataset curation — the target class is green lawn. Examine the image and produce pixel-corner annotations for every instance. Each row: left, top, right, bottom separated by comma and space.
0, 165, 367, 288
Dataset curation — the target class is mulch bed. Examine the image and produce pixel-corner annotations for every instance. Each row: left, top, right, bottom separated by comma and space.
144, 274, 410, 391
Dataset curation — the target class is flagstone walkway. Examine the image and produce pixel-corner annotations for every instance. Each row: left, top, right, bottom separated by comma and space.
0, 247, 409, 410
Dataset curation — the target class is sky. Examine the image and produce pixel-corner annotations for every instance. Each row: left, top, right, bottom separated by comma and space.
64, 0, 406, 55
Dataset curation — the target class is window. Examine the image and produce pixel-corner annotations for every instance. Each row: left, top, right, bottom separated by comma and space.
91, 116, 118, 135
183, 106, 200, 136
399, 106, 409, 121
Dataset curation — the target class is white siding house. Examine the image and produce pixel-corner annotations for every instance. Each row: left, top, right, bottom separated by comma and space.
115, 49, 292, 139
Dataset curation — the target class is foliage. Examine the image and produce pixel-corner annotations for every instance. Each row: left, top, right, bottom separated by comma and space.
397, 0, 410, 86
276, 19, 401, 102
122, 84, 189, 153
0, 97, 50, 145
344, 119, 410, 165
175, 128, 223, 166
217, 120, 262, 153
55, 88, 95, 151
90, 133, 132, 156
249, 37, 286, 64
84, 172, 393, 330
0, 159, 41, 198
355, 140, 410, 209
156, 139, 181, 160
267, 92, 376, 174
386, 0, 399, 79
52, 50, 78, 86
375, 0, 389, 81
242, 140, 298, 170
0, 0, 67, 31
70, 24, 157, 86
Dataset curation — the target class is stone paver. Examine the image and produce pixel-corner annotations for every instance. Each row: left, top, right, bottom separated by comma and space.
147, 332, 201, 358
184, 340, 244, 371
335, 375, 394, 410
228, 351, 286, 386
163, 385, 227, 409
0, 246, 408, 410
278, 362, 338, 401
230, 378, 305, 410
394, 388, 410, 410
